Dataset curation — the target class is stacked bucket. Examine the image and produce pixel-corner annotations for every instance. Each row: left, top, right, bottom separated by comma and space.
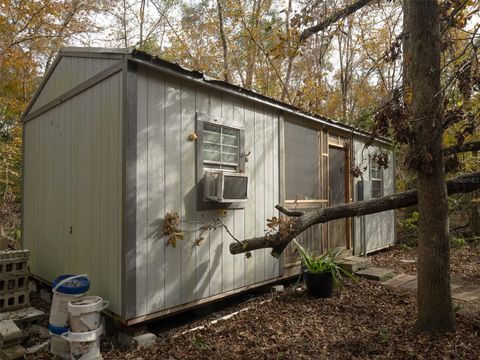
48, 274, 109, 360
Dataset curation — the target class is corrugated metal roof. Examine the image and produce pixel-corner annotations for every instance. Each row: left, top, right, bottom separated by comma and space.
26, 47, 392, 144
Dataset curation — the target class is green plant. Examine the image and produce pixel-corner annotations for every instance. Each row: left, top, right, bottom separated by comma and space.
292, 239, 354, 286
450, 236, 466, 248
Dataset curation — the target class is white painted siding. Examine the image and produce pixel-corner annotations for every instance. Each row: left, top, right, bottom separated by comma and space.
352, 137, 395, 254
23, 71, 123, 315
134, 65, 280, 318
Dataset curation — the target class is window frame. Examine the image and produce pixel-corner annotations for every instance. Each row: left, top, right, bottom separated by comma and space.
202, 122, 241, 171
370, 156, 383, 198
196, 112, 245, 210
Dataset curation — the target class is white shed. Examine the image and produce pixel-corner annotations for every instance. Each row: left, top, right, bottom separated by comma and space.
22, 48, 395, 324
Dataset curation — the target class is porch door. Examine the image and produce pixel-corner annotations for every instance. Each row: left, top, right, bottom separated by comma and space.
328, 146, 348, 249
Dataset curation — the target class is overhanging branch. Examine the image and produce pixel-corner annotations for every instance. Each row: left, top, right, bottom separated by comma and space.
230, 172, 480, 257
444, 141, 480, 156
300, 0, 375, 42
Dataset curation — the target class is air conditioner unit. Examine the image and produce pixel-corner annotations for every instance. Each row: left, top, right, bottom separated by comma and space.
204, 171, 249, 203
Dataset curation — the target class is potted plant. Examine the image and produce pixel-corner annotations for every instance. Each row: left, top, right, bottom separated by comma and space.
292, 239, 354, 298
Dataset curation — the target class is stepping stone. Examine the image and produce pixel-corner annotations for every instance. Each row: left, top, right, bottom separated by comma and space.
383, 274, 416, 288
339, 256, 372, 273
356, 267, 395, 281
399, 278, 417, 290
453, 288, 480, 302
0, 307, 45, 327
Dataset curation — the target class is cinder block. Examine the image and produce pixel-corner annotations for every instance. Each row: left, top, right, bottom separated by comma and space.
0, 258, 29, 277
339, 256, 372, 273
0, 320, 22, 348
0, 290, 29, 312
0, 275, 28, 294
1, 345, 26, 359
133, 332, 158, 349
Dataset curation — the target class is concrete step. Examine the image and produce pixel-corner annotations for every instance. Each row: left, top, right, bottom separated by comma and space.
339, 256, 372, 273
356, 267, 395, 281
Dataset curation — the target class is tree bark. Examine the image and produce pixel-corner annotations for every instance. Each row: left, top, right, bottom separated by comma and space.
408, 0, 455, 333
217, 0, 230, 82
281, 0, 293, 102
230, 172, 480, 256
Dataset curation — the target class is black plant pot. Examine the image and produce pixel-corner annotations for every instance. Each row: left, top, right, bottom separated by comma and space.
303, 270, 334, 298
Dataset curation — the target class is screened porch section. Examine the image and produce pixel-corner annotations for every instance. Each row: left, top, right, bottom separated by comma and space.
282, 119, 351, 266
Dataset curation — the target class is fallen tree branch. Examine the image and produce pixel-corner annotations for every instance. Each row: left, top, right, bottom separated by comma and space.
444, 141, 480, 156
230, 172, 480, 257
275, 204, 304, 217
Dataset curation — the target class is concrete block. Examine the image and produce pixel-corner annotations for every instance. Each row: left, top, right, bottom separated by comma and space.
133, 332, 158, 349
0, 306, 45, 327
0, 320, 22, 348
0, 275, 28, 293
0, 290, 29, 312
0, 251, 29, 277
356, 267, 395, 281
0, 345, 25, 360
271, 285, 284, 293
339, 256, 372, 273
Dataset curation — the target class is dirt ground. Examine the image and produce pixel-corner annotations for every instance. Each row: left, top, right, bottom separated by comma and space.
29, 242, 480, 359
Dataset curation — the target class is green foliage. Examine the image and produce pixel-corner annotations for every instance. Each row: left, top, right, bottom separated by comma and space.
397, 211, 419, 246
292, 239, 354, 286
450, 236, 466, 248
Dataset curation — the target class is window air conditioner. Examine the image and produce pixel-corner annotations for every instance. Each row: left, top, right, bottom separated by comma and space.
204, 171, 249, 203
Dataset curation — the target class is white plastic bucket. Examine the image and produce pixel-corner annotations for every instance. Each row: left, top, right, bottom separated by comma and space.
68, 296, 109, 332
49, 324, 70, 358
62, 324, 103, 360
49, 274, 90, 328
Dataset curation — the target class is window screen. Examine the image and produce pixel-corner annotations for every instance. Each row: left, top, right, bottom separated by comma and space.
203, 123, 239, 170
284, 121, 320, 200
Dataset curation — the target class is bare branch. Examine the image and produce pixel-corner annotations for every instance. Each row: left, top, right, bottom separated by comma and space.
300, 0, 376, 42
444, 141, 480, 156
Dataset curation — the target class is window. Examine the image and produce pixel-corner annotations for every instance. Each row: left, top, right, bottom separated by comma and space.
284, 121, 320, 200
203, 123, 240, 170
370, 157, 383, 198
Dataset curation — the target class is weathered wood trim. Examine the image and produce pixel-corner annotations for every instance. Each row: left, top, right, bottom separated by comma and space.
23, 61, 123, 123
122, 58, 138, 319
60, 52, 124, 60
22, 54, 63, 118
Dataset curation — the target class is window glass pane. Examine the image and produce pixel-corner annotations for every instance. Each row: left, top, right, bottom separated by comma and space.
203, 122, 240, 168
285, 121, 320, 200
222, 153, 238, 164
372, 180, 382, 198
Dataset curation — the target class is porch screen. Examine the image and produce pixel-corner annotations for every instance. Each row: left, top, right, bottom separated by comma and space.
284, 121, 320, 200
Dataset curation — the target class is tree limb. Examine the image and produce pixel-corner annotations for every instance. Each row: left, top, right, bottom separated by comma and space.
230, 172, 480, 257
300, 0, 375, 42
444, 141, 480, 156
275, 204, 304, 217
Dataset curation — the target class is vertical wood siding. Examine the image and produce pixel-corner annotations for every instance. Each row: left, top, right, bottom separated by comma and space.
23, 71, 123, 315
352, 137, 395, 253
134, 65, 280, 318
29, 56, 120, 113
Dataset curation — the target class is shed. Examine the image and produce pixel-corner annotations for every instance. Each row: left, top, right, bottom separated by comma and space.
22, 47, 395, 324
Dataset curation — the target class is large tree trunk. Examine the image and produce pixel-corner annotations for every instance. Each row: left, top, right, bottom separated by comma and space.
408, 0, 455, 333
229, 172, 480, 256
